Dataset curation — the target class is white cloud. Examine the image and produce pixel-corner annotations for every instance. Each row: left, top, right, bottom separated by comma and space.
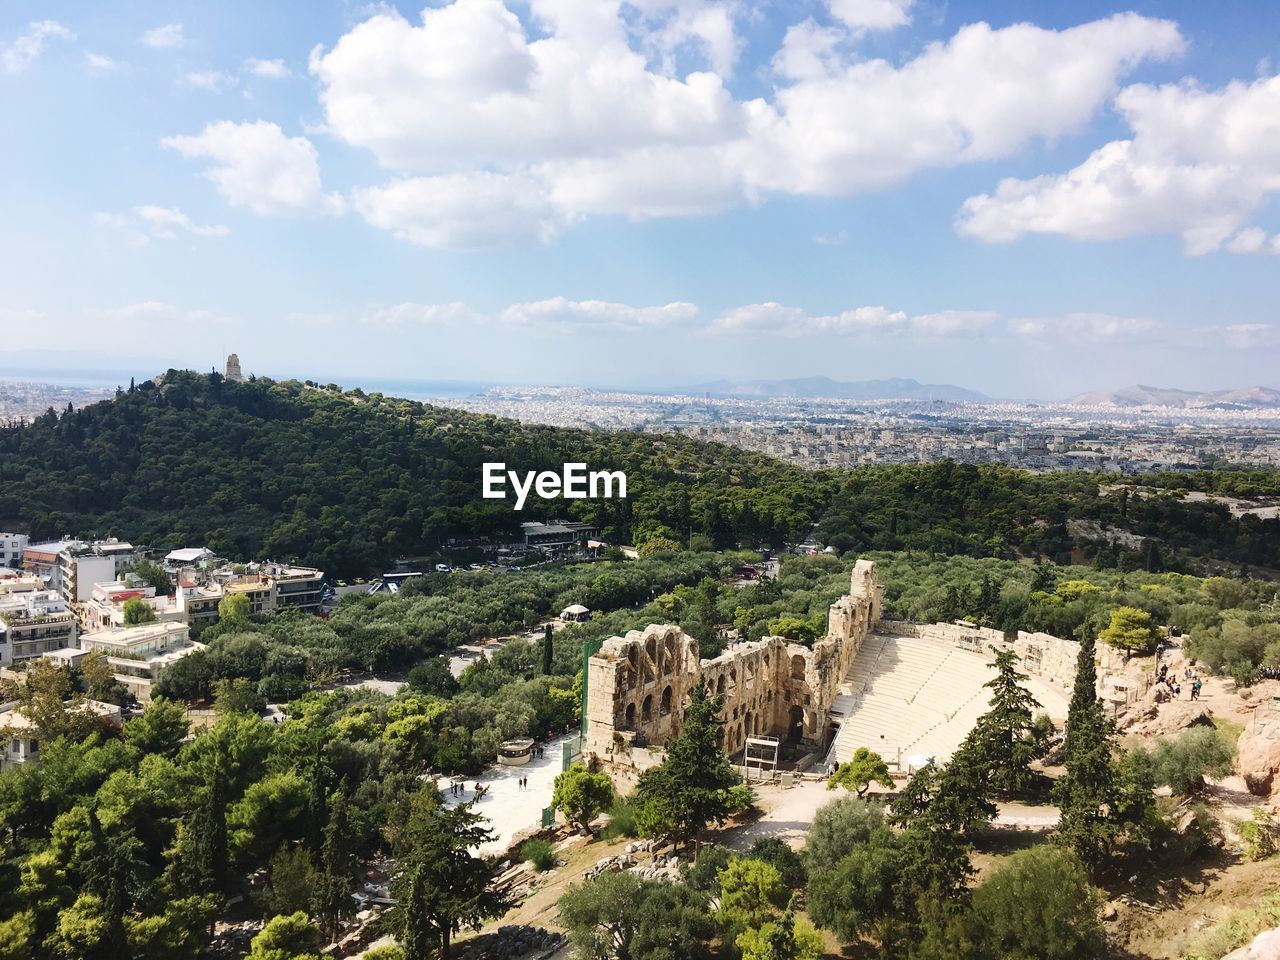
1009, 312, 1156, 342
184, 71, 239, 93
501, 297, 699, 329
910, 310, 999, 338
813, 230, 847, 245
86, 301, 233, 326
360, 302, 484, 326
1, 21, 73, 74
84, 52, 121, 72
771, 19, 846, 82
352, 172, 563, 248
305, 4, 1182, 248
1186, 323, 1279, 350
714, 302, 910, 335
163, 121, 343, 216
827, 0, 914, 32
245, 57, 291, 79
625, 0, 743, 77
94, 205, 230, 244
141, 24, 184, 49
957, 74, 1280, 255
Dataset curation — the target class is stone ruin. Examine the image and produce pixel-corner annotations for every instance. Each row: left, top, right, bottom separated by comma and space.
583, 559, 883, 772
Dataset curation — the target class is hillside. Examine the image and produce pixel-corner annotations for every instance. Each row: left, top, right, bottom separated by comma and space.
1067, 384, 1280, 409
0, 371, 828, 576
0, 371, 1276, 577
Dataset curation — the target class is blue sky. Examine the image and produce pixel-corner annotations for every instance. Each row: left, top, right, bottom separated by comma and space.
1, 0, 1277, 398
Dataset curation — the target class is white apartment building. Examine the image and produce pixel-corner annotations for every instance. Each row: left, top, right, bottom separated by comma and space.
0, 589, 77, 665
58, 540, 137, 603
0, 532, 28, 569
78, 621, 203, 702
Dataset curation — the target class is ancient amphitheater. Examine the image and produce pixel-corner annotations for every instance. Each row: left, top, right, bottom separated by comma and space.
583, 559, 1140, 779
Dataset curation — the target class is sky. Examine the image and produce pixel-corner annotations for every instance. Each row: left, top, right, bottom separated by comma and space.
0, 0, 1278, 399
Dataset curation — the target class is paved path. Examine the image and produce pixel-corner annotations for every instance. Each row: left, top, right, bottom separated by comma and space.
441, 732, 577, 855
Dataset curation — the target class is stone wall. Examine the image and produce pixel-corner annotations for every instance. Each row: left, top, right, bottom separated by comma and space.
583, 559, 884, 771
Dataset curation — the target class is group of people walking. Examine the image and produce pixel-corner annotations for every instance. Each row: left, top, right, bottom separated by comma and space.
1156, 659, 1202, 701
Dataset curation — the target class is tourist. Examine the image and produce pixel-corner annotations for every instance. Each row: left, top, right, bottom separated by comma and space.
1192, 678, 1202, 701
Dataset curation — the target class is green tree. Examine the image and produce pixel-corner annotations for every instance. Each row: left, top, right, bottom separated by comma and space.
552, 763, 614, 835
395, 799, 507, 960
245, 912, 322, 960
313, 789, 358, 942
558, 870, 714, 960
214, 677, 264, 715
633, 679, 741, 851
183, 740, 230, 893
541, 623, 554, 676
1054, 638, 1118, 871
218, 591, 251, 624
828, 747, 892, 798
124, 698, 189, 757
122, 597, 157, 625
407, 657, 459, 698
1148, 727, 1235, 796
718, 857, 787, 929
736, 900, 824, 960
966, 846, 1103, 960
968, 649, 1042, 796
80, 651, 124, 703
1098, 606, 1161, 656
131, 559, 174, 597
264, 845, 319, 916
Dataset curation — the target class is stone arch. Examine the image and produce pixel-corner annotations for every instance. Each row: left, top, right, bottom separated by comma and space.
660, 685, 673, 716
624, 702, 635, 729
716, 674, 727, 696
790, 654, 806, 680
788, 705, 804, 742
642, 694, 653, 723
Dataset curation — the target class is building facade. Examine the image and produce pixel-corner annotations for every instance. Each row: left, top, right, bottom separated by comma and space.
0, 589, 78, 665
584, 559, 883, 772
0, 532, 29, 570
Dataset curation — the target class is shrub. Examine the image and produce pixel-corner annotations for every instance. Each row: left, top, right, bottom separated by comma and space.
1149, 727, 1235, 796
1239, 809, 1279, 861
521, 838, 556, 872
600, 796, 639, 841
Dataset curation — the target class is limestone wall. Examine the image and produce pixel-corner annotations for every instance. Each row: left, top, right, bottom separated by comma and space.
583, 559, 884, 769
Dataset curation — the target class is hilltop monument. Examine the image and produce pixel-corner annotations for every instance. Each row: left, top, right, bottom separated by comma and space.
225, 353, 245, 382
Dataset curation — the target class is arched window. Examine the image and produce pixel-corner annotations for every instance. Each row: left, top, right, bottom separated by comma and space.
660, 685, 673, 716
716, 675, 727, 696
790, 655, 806, 680
624, 702, 636, 729
641, 695, 653, 723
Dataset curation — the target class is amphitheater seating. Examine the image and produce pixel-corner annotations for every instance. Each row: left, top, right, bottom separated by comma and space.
825, 634, 1069, 770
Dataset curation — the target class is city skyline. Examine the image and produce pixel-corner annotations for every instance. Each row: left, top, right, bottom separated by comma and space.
2, 0, 1279, 397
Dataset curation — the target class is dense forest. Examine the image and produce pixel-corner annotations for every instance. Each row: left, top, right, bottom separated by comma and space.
1, 370, 1276, 577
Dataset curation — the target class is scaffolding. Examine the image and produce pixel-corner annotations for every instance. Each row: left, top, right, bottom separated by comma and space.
743, 735, 781, 781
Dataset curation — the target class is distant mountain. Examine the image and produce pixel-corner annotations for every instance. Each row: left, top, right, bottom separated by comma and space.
691, 376, 987, 402
1066, 384, 1280, 410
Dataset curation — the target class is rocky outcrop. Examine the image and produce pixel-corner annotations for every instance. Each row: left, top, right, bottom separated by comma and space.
1223, 927, 1280, 960
1239, 701, 1280, 797
1116, 700, 1215, 738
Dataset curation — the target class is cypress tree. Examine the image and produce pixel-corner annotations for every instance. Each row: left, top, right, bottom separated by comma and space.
314, 788, 358, 942
1054, 633, 1117, 872
541, 623, 554, 676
